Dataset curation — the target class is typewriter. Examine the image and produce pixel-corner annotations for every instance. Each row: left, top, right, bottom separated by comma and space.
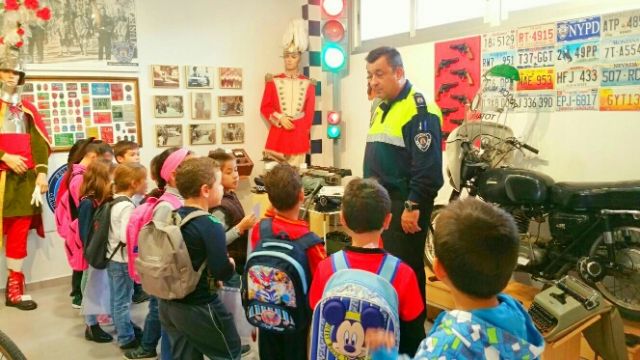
528, 275, 602, 339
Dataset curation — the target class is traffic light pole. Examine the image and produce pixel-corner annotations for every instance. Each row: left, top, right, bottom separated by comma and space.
331, 72, 342, 169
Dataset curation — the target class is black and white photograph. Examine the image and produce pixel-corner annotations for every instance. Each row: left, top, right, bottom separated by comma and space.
185, 65, 214, 89
219, 67, 243, 89
155, 124, 183, 147
152, 65, 180, 88
153, 95, 184, 118
218, 96, 244, 117
221, 122, 245, 144
9, 0, 139, 67
191, 93, 212, 120
189, 124, 216, 145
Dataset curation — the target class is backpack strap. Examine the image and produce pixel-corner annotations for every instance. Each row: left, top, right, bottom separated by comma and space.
178, 209, 210, 226
111, 196, 133, 206
294, 231, 323, 250
259, 218, 275, 239
69, 191, 79, 220
331, 250, 350, 272
376, 254, 400, 284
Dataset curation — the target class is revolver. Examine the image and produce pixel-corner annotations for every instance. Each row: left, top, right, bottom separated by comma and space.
437, 57, 459, 76
450, 68, 474, 85
441, 107, 459, 117
449, 43, 474, 60
451, 94, 470, 106
436, 82, 459, 101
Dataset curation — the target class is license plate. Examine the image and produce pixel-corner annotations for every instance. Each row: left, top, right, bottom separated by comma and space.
601, 35, 640, 62
481, 93, 512, 112
599, 87, 640, 111
517, 47, 555, 68
482, 30, 516, 52
601, 63, 640, 86
482, 50, 516, 70
513, 92, 555, 112
517, 68, 555, 91
481, 76, 516, 93
602, 10, 640, 38
557, 16, 601, 42
556, 66, 599, 90
517, 23, 556, 48
557, 89, 599, 111
555, 40, 599, 65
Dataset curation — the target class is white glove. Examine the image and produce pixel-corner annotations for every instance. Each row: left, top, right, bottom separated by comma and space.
30, 185, 42, 207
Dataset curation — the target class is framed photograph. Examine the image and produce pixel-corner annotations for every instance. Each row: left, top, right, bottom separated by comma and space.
218, 96, 244, 117
189, 124, 216, 145
191, 93, 212, 120
221, 122, 245, 144
219, 67, 243, 89
155, 124, 183, 148
24, 76, 141, 152
185, 66, 214, 89
152, 65, 180, 88
153, 95, 184, 118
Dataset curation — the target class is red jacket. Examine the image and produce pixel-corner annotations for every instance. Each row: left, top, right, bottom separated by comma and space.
260, 73, 315, 155
250, 209, 326, 276
309, 246, 424, 322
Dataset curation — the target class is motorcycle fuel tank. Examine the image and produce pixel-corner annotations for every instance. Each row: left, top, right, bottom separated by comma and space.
476, 168, 555, 206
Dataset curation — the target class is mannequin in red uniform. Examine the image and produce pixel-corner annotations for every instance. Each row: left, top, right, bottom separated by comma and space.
260, 19, 315, 167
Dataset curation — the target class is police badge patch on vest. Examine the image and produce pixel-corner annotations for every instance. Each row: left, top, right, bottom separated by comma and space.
414, 132, 432, 152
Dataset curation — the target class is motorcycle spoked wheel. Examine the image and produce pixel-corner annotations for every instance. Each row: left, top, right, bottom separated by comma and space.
425, 207, 442, 271
588, 221, 640, 321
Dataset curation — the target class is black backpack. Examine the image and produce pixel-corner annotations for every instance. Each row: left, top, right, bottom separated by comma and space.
85, 196, 132, 269
241, 218, 323, 333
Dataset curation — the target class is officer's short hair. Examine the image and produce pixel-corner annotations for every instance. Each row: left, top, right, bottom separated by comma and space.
366, 46, 403, 70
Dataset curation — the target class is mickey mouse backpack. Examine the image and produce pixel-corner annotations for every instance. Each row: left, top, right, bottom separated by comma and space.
310, 251, 401, 360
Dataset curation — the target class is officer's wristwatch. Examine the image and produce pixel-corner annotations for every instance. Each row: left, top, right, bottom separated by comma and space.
404, 200, 419, 212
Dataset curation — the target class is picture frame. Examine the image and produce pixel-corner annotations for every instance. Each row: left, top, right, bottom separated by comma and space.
189, 124, 216, 145
191, 92, 212, 120
218, 96, 244, 117
155, 124, 184, 148
218, 67, 243, 89
152, 65, 180, 88
23, 76, 141, 152
153, 95, 184, 118
221, 122, 245, 144
185, 65, 215, 89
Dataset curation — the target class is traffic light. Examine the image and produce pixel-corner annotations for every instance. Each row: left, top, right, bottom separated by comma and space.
327, 111, 341, 139
321, 0, 349, 74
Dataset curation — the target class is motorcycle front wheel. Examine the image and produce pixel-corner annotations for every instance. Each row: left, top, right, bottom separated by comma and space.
424, 207, 442, 271
589, 221, 640, 321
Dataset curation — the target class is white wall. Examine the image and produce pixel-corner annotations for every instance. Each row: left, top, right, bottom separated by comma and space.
2, 0, 300, 285
340, 1, 640, 205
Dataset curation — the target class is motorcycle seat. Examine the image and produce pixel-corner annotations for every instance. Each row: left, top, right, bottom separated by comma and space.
552, 181, 640, 209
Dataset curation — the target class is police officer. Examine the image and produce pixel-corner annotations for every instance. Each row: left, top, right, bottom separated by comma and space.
364, 46, 443, 353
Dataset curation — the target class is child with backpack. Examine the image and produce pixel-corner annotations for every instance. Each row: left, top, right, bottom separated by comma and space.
108, 163, 148, 351
154, 157, 241, 359
246, 164, 326, 360
124, 147, 191, 360
77, 160, 114, 344
365, 198, 545, 359
308, 178, 426, 358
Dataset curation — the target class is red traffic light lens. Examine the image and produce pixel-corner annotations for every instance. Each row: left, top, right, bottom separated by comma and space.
322, 0, 344, 17
327, 112, 341, 125
322, 20, 345, 42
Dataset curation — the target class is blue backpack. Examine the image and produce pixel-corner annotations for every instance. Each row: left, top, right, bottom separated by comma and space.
310, 251, 401, 360
241, 218, 323, 333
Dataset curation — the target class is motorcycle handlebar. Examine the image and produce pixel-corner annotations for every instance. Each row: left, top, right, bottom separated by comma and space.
521, 143, 539, 155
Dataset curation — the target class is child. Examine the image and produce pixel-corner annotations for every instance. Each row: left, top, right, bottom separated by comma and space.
125, 147, 191, 360
250, 164, 327, 360
208, 149, 257, 273
94, 140, 115, 163
366, 198, 545, 359
108, 163, 148, 350
308, 178, 425, 356
158, 157, 241, 359
77, 160, 113, 343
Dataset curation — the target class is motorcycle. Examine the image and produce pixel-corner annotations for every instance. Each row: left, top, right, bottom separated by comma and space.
426, 115, 640, 320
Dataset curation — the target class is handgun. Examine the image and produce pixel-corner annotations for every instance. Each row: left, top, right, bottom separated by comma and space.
437, 57, 459, 76
436, 82, 459, 101
450, 68, 474, 85
450, 43, 474, 60
451, 93, 470, 105
441, 107, 459, 117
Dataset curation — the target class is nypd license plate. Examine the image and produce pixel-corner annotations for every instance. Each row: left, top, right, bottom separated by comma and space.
556, 66, 599, 90
513, 92, 555, 112
517, 47, 555, 68
555, 40, 599, 65
557, 89, 599, 111
556, 16, 601, 42
601, 64, 640, 87
602, 10, 640, 38
601, 35, 640, 63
